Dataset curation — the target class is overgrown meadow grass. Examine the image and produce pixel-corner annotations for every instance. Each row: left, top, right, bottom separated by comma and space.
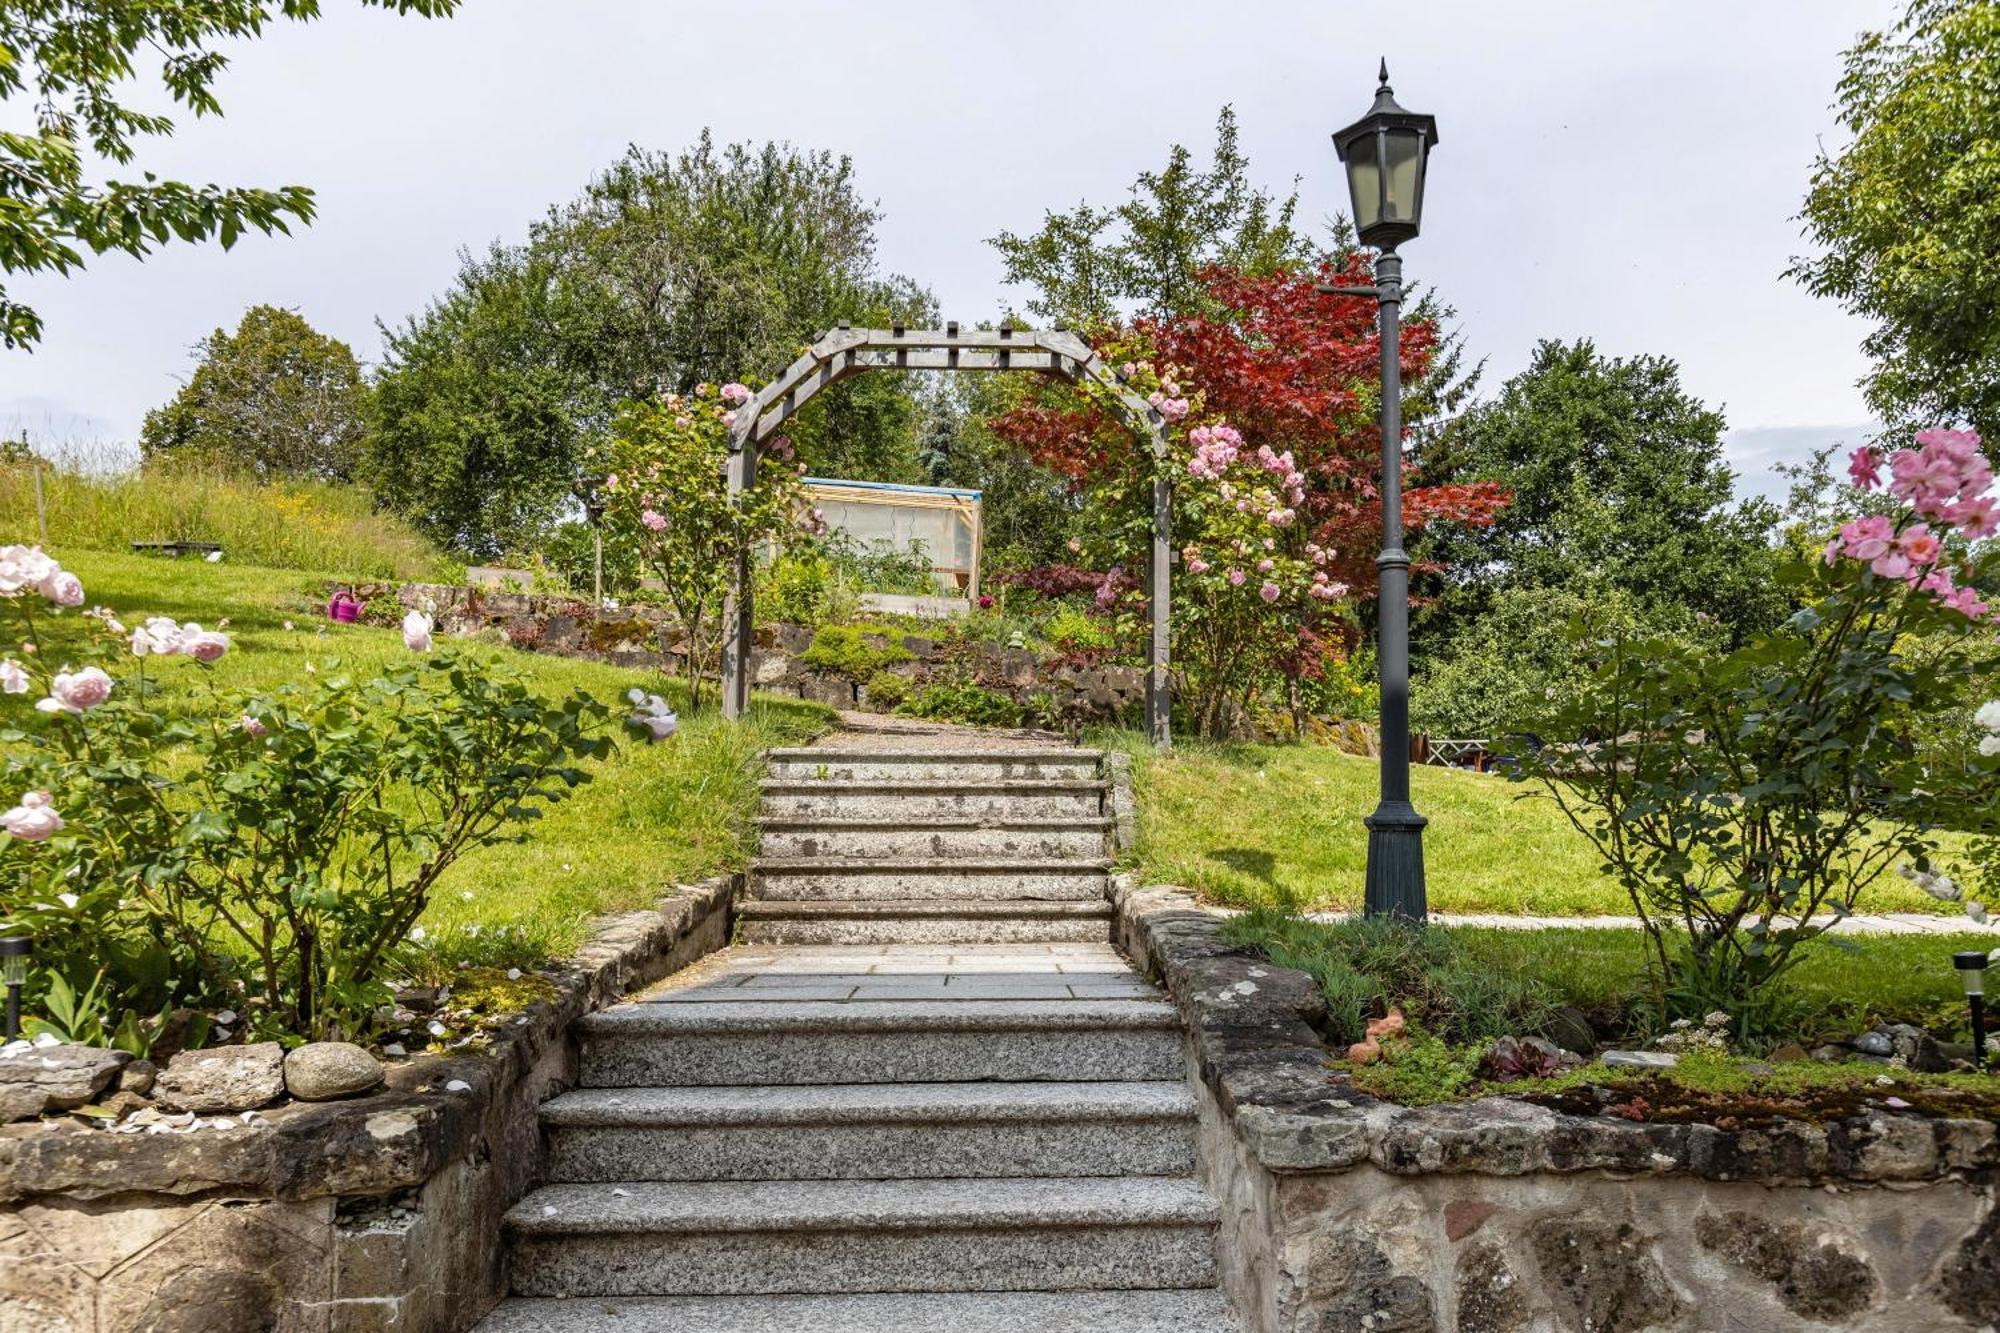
0, 458, 449, 581
8, 549, 832, 963
1103, 731, 1964, 917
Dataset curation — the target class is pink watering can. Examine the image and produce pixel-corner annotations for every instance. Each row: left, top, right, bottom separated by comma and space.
328, 590, 361, 624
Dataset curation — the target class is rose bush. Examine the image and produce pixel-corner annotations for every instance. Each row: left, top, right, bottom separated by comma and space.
0, 546, 613, 1046
592, 383, 815, 708
1508, 428, 2000, 1031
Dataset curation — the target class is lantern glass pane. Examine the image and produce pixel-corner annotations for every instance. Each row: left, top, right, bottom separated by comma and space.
1345, 143, 1382, 236
1963, 966, 1987, 997
1, 955, 23, 987
1383, 128, 1423, 225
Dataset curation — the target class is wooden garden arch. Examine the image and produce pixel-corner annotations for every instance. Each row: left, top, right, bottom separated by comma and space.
719, 322, 1175, 747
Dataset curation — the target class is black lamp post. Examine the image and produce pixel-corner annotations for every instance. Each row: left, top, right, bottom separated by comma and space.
1956, 950, 1990, 1065
1326, 61, 1439, 921
0, 937, 28, 1042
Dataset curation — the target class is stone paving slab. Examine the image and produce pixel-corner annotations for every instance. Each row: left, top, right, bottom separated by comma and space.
630, 944, 1161, 1004
475, 1289, 1239, 1332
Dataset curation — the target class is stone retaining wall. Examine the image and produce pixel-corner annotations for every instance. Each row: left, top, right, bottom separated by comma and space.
0, 877, 734, 1333
1110, 878, 2000, 1332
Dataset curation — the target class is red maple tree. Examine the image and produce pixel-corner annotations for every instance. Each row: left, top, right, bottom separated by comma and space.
993, 257, 1508, 598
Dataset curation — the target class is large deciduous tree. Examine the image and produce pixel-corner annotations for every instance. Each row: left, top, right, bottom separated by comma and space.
1789, 0, 2000, 440
0, 0, 457, 350
140, 305, 369, 482
371, 134, 935, 557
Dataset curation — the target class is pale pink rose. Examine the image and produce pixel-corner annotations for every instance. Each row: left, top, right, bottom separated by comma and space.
178, 627, 230, 663
0, 659, 26, 695
1899, 525, 1943, 565
605, 473, 619, 492
676, 415, 692, 428
0, 546, 56, 598
1227, 568, 1246, 587
1, 790, 61, 842
402, 610, 434, 653
38, 570, 83, 607
1257, 559, 1275, 573
641, 509, 668, 532
131, 617, 183, 657
239, 714, 269, 738
1187, 558, 1211, 574
36, 666, 112, 715
1259, 583, 1281, 602
1839, 515, 1894, 562
721, 410, 737, 428
1871, 552, 1912, 580
1847, 446, 1881, 491
720, 382, 752, 406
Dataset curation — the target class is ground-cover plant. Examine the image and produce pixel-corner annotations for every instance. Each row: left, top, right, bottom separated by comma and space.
1509, 428, 2000, 1030
594, 384, 814, 707
0, 545, 616, 1043
800, 623, 913, 678
896, 680, 1021, 727
0, 456, 448, 580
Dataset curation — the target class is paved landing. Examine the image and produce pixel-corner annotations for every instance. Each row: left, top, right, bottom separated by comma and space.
633, 942, 1161, 1004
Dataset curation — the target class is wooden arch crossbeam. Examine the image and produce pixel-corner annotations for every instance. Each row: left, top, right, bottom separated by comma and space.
720, 324, 1176, 747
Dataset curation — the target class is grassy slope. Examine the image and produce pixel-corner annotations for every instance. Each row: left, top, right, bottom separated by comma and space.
1109, 734, 1959, 917
28, 549, 832, 960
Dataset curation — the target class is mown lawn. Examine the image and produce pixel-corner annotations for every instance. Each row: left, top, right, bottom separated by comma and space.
1106, 733, 1965, 918
18, 549, 832, 961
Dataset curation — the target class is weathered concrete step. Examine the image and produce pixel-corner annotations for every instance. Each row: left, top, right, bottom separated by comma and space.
761, 779, 1106, 821
758, 817, 1113, 861
475, 1289, 1239, 1332
540, 1081, 1198, 1181
578, 999, 1183, 1086
505, 1177, 1220, 1297
736, 898, 1113, 945
748, 859, 1111, 902
765, 748, 1104, 783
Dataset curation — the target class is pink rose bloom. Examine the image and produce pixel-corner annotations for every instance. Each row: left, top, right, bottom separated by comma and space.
1899, 525, 1943, 565
1871, 551, 1912, 580
676, 415, 692, 429
402, 610, 434, 653
1259, 582, 1280, 603
1187, 558, 1211, 574
1227, 568, 1246, 587
1839, 515, 1894, 562
641, 509, 668, 532
0, 546, 56, 598
0, 659, 26, 695
178, 627, 230, 663
130, 617, 183, 657
1257, 559, 1275, 573
38, 570, 83, 607
1945, 586, 1991, 619
1847, 446, 1881, 491
36, 665, 112, 715
239, 714, 269, 738
1949, 496, 1999, 539
721, 410, 737, 428
605, 473, 619, 492
1, 790, 61, 842
720, 382, 752, 406
1268, 509, 1295, 527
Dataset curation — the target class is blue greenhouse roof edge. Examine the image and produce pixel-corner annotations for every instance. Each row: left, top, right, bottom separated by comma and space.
802, 477, 982, 500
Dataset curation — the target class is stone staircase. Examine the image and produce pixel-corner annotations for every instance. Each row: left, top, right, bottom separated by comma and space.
474, 724, 1237, 1331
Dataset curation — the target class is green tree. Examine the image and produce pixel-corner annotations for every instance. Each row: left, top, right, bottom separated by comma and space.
1416, 340, 1785, 673
0, 0, 456, 350
1789, 0, 2000, 439
372, 134, 935, 556
140, 305, 369, 481
990, 106, 1314, 325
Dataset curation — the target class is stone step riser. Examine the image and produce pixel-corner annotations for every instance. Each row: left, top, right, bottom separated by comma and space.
507, 1224, 1218, 1298
758, 825, 1112, 860
748, 867, 1109, 902
765, 757, 1103, 783
738, 915, 1112, 946
579, 1029, 1185, 1087
761, 791, 1104, 821
476, 1290, 1240, 1333
543, 1118, 1197, 1182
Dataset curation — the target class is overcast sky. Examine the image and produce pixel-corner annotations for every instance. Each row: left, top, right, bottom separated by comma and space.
0, 0, 1896, 497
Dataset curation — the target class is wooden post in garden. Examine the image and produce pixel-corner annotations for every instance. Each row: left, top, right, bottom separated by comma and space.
31, 457, 46, 547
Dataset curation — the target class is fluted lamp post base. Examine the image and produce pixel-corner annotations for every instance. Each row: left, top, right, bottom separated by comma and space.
1363, 801, 1429, 921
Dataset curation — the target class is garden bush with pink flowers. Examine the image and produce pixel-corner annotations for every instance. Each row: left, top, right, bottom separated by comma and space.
1509, 427, 2000, 1033
0, 546, 614, 1046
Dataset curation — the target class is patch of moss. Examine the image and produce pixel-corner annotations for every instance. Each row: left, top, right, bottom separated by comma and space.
802, 623, 913, 678
448, 966, 561, 1017
585, 617, 656, 653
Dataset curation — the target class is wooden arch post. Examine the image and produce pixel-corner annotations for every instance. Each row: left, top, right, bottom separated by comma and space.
719, 324, 1174, 747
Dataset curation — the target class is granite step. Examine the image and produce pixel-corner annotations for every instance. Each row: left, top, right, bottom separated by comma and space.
540, 1081, 1198, 1181
577, 998, 1184, 1086
504, 1177, 1220, 1297
764, 748, 1104, 784
757, 817, 1113, 861
760, 779, 1107, 822
747, 858, 1112, 902
735, 897, 1113, 945
475, 1288, 1239, 1332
